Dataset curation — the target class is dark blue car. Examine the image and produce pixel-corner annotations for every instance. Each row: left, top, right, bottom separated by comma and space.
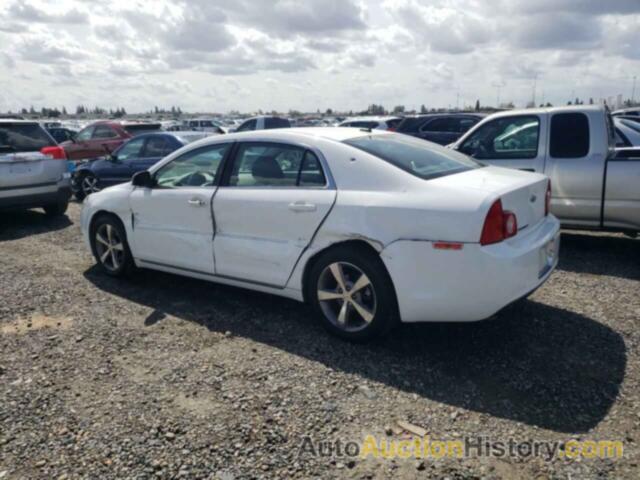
71, 131, 212, 200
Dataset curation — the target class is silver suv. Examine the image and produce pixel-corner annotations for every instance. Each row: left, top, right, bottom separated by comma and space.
0, 120, 71, 216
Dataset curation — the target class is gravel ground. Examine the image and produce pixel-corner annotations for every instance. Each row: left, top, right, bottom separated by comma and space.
1, 202, 639, 479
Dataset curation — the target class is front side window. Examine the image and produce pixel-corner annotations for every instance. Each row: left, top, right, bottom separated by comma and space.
345, 133, 481, 180
459, 116, 540, 159
154, 144, 229, 188
236, 119, 257, 132
116, 137, 145, 161
550, 113, 590, 158
75, 126, 93, 142
92, 125, 118, 139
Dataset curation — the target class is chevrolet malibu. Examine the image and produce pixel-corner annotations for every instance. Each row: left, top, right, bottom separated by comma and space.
81, 128, 560, 340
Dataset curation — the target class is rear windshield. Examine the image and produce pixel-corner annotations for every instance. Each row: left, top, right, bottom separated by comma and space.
0, 123, 55, 153
124, 124, 162, 136
344, 133, 481, 180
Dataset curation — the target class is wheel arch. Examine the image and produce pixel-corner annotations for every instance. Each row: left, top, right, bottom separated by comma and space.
88, 209, 128, 241
300, 239, 393, 304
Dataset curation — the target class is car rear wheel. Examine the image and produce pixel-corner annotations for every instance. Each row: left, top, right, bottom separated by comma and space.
43, 201, 68, 217
308, 246, 398, 341
90, 215, 134, 277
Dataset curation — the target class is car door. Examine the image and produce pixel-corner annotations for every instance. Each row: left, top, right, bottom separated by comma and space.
213, 142, 336, 287
128, 143, 231, 273
131, 135, 175, 174
456, 114, 547, 172
64, 126, 94, 160
93, 137, 144, 187
543, 112, 605, 227
88, 125, 123, 158
418, 117, 458, 145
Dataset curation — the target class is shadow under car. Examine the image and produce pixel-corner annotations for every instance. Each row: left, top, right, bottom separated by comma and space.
84, 265, 626, 434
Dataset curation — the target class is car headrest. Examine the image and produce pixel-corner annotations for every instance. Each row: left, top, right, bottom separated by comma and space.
252, 156, 284, 179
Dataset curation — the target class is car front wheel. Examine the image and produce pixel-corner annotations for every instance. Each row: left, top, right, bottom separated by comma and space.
90, 215, 134, 277
308, 246, 398, 341
76, 173, 100, 201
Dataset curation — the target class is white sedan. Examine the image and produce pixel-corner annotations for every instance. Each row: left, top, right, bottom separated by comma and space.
81, 128, 560, 340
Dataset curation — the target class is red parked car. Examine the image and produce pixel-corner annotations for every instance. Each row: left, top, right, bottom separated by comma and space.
61, 121, 161, 160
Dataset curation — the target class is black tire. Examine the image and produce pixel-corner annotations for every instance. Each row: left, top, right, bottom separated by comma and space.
43, 201, 69, 217
72, 174, 86, 201
75, 172, 99, 201
90, 214, 135, 277
307, 245, 399, 341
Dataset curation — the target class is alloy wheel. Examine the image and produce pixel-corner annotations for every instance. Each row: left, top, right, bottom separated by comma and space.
317, 262, 377, 333
82, 175, 100, 196
94, 223, 125, 272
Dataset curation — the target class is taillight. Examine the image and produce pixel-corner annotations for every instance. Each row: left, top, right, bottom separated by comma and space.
40, 146, 67, 160
480, 199, 518, 246
545, 180, 551, 216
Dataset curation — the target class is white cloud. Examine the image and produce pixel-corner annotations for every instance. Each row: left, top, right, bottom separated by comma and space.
0, 0, 638, 112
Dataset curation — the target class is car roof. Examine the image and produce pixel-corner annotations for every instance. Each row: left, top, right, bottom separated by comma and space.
0, 119, 40, 124
341, 116, 400, 122
480, 105, 605, 120
403, 112, 486, 118
199, 127, 389, 144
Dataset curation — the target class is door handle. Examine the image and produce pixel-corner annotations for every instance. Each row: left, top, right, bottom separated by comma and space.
288, 201, 317, 212
188, 198, 205, 207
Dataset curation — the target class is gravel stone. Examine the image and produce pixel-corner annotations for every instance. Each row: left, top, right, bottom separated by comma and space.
0, 203, 638, 479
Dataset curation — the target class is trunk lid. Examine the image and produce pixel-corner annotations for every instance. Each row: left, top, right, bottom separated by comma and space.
437, 165, 549, 230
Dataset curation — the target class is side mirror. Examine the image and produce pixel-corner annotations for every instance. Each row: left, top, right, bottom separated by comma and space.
132, 170, 154, 188
108, 154, 119, 163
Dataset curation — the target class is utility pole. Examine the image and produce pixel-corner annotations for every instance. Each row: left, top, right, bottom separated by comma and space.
632, 76, 637, 104
492, 81, 505, 108
532, 74, 538, 107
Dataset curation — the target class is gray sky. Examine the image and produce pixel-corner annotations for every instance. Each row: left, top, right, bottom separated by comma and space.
0, 0, 638, 113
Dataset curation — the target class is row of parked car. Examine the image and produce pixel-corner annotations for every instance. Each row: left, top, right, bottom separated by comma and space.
2, 105, 639, 339
2, 107, 639, 222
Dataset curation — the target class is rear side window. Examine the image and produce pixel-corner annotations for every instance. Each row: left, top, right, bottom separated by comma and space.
421, 117, 458, 133
227, 143, 325, 187
0, 123, 55, 153
228, 143, 304, 187
265, 117, 290, 129
550, 113, 590, 158
92, 125, 118, 139
144, 137, 174, 157
345, 133, 481, 180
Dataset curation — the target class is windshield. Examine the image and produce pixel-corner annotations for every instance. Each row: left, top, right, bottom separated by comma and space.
0, 123, 55, 153
344, 133, 481, 180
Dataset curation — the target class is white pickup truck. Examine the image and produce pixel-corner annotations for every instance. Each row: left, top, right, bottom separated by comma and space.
451, 106, 640, 236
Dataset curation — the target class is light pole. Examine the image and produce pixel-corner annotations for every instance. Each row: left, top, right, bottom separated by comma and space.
632, 76, 637, 104
492, 81, 505, 108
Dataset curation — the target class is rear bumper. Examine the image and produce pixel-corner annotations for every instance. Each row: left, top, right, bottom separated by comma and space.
381, 215, 561, 323
0, 184, 71, 210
